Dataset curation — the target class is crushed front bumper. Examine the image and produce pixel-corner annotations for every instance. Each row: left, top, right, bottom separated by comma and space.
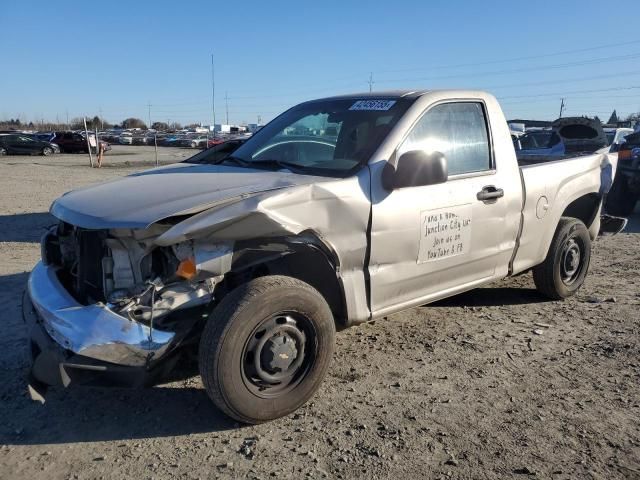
25, 261, 178, 391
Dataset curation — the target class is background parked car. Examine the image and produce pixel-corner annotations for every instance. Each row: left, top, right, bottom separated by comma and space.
53, 131, 110, 153
604, 127, 634, 152
34, 132, 56, 142
606, 131, 640, 216
0, 133, 60, 156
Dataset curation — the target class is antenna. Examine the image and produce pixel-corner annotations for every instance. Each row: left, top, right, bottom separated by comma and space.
225, 91, 229, 125
211, 53, 216, 138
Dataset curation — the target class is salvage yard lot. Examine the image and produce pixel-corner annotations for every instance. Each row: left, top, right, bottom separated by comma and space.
0, 146, 639, 479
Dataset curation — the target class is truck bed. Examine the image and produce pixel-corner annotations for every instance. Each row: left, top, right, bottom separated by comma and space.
511, 151, 610, 275
516, 151, 598, 166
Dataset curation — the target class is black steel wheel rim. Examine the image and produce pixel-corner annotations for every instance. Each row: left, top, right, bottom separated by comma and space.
241, 311, 317, 398
560, 236, 583, 285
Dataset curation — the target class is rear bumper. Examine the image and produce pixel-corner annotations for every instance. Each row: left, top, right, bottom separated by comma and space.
25, 261, 179, 389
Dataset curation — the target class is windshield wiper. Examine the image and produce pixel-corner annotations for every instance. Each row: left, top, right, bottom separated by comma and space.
248, 158, 307, 173
216, 155, 250, 167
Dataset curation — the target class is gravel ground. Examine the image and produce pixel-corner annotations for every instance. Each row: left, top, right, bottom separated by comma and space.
0, 146, 639, 479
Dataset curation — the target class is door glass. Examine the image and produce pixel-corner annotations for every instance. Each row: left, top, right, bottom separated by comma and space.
398, 102, 492, 175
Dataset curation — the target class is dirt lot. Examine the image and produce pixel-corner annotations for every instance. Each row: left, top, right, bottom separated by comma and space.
0, 146, 639, 479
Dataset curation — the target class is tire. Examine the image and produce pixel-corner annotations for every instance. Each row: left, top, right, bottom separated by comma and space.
199, 275, 335, 424
606, 176, 637, 216
42, 147, 54, 156
0, 147, 6, 156
191, 141, 197, 148
533, 217, 591, 300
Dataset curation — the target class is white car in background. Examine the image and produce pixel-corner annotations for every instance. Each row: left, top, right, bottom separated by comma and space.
118, 133, 133, 145
604, 127, 634, 151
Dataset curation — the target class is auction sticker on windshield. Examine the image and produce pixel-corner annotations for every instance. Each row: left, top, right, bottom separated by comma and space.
349, 100, 397, 111
418, 204, 472, 263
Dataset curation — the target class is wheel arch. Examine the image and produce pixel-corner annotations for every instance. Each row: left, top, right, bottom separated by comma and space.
219, 230, 350, 328
561, 192, 601, 233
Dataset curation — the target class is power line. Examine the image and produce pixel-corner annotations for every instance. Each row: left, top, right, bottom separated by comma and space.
376, 52, 640, 84
376, 39, 640, 74
498, 85, 640, 100
483, 70, 640, 91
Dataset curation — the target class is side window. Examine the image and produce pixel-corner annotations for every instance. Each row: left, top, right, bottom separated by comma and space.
398, 102, 492, 176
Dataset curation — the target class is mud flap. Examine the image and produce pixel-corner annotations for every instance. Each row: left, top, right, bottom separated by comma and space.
599, 214, 628, 235
27, 374, 48, 404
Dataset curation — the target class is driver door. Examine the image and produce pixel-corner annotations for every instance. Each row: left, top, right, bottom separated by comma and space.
368, 101, 507, 315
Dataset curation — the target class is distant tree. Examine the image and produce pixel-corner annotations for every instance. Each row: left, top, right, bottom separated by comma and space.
70, 117, 85, 130
594, 116, 602, 124
185, 123, 200, 129
625, 112, 640, 122
607, 110, 619, 124
151, 121, 169, 131
168, 121, 182, 130
121, 118, 147, 129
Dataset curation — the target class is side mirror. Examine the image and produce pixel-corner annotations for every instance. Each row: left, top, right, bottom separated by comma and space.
386, 150, 448, 189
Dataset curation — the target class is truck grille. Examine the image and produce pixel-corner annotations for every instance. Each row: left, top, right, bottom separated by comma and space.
43, 223, 106, 304
74, 229, 106, 303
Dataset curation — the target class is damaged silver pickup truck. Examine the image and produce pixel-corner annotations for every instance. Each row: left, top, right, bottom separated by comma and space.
24, 90, 620, 423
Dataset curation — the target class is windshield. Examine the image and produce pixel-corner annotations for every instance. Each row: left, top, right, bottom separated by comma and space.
227, 97, 413, 176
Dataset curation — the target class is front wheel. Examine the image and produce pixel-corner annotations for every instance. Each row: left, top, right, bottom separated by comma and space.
199, 275, 335, 424
42, 147, 54, 156
533, 217, 591, 299
0, 147, 7, 156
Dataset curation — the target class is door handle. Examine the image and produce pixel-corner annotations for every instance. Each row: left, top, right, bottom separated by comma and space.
477, 185, 504, 202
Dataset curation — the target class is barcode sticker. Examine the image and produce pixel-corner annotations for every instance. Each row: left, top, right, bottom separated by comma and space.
349, 100, 397, 111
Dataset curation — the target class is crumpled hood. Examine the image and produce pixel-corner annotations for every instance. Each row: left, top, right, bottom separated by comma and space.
50, 163, 328, 229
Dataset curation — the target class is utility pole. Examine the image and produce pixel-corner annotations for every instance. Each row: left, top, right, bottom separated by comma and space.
257, 114, 262, 125
147, 101, 152, 129
225, 91, 229, 125
99, 108, 104, 130
66, 109, 69, 128
211, 53, 216, 138
559, 98, 566, 118
368, 72, 374, 92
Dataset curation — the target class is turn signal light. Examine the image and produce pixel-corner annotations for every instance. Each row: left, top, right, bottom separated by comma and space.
176, 258, 197, 279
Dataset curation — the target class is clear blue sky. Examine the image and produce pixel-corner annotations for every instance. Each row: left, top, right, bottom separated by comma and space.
2, 0, 639, 126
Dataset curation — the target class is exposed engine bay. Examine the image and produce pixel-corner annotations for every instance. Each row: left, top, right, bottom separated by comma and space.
40, 221, 234, 328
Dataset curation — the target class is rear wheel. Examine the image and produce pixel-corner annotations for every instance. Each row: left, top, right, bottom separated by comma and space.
199, 275, 335, 424
533, 217, 591, 299
0, 147, 6, 156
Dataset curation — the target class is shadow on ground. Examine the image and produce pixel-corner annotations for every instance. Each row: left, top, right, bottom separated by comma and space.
0, 382, 238, 446
0, 269, 237, 446
0, 212, 56, 242
431, 286, 550, 308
